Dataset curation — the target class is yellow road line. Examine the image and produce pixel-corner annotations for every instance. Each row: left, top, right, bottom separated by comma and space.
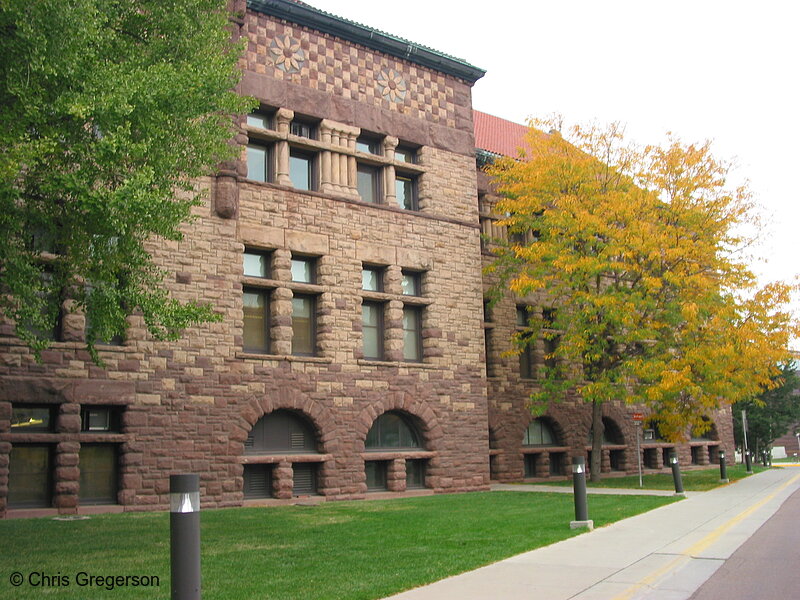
610, 472, 800, 600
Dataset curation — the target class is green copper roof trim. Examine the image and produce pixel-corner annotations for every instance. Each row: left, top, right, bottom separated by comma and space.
247, 0, 486, 83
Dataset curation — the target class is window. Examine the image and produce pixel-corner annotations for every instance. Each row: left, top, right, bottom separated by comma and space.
289, 149, 316, 191
357, 134, 381, 155
401, 270, 422, 296
245, 411, 318, 454
549, 452, 565, 476
357, 163, 381, 203
292, 463, 317, 495
366, 412, 421, 449
291, 256, 316, 283
406, 459, 426, 489
243, 288, 270, 353
362, 301, 384, 360
8, 445, 52, 508
244, 249, 271, 278
247, 111, 272, 130
395, 145, 417, 164
290, 119, 316, 139
542, 308, 560, 370
79, 444, 118, 505
523, 419, 558, 446
246, 143, 271, 182
291, 294, 316, 356
361, 266, 384, 292
516, 306, 534, 379
365, 460, 388, 491
395, 173, 417, 210
243, 464, 273, 499
11, 405, 55, 433
402, 306, 423, 362
81, 406, 120, 432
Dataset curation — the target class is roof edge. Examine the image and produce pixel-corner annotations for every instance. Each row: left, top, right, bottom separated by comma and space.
247, 0, 486, 84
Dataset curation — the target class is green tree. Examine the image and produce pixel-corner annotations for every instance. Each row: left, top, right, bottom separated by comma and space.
734, 363, 800, 460
487, 118, 798, 481
0, 0, 254, 360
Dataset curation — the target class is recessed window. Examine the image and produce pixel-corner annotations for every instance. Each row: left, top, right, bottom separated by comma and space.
516, 306, 530, 327
247, 143, 271, 182
395, 145, 417, 164
8, 445, 52, 508
365, 460, 388, 491
289, 149, 316, 191
11, 405, 54, 433
362, 301, 384, 360
247, 111, 272, 130
291, 256, 316, 283
401, 271, 421, 296
81, 406, 120, 432
356, 135, 382, 155
243, 464, 273, 499
361, 266, 383, 292
366, 412, 421, 449
246, 410, 318, 454
244, 249, 270, 278
395, 174, 418, 210
79, 444, 118, 505
406, 459, 426, 489
290, 119, 316, 139
357, 163, 381, 203
243, 288, 270, 353
291, 294, 316, 356
402, 306, 423, 362
524, 419, 558, 446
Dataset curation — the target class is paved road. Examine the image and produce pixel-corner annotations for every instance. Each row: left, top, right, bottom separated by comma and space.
688, 485, 800, 600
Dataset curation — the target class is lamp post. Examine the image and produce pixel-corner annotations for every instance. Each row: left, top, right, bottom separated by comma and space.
719, 450, 728, 483
669, 450, 685, 496
570, 456, 593, 530
170, 474, 201, 600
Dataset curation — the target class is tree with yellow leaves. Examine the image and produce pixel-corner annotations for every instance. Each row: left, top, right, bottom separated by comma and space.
486, 118, 798, 481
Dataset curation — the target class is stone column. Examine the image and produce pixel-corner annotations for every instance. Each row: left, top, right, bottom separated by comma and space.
274, 108, 293, 186
271, 249, 293, 356
383, 136, 399, 207
387, 459, 406, 492
273, 461, 293, 500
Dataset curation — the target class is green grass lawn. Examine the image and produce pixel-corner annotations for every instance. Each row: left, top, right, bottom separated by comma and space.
535, 463, 767, 491
0, 491, 677, 600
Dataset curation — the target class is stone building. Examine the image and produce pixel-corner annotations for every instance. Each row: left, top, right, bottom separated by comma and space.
0, 1, 733, 518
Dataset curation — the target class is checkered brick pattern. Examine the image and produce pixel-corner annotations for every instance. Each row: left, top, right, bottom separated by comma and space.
244, 13, 458, 128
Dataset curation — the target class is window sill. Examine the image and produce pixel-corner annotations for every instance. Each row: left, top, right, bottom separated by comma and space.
362, 450, 436, 461
241, 453, 332, 464
357, 359, 437, 369
237, 352, 333, 364
521, 446, 570, 454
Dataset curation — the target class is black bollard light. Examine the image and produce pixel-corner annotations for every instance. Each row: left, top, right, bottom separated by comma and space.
744, 450, 752, 474
570, 456, 593, 530
170, 474, 201, 600
719, 450, 728, 483
669, 451, 685, 496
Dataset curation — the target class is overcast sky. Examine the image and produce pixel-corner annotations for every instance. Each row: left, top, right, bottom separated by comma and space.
311, 0, 800, 338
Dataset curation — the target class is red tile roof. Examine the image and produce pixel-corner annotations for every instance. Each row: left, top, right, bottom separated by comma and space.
473, 110, 531, 158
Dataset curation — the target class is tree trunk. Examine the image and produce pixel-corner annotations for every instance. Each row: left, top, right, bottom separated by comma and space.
590, 399, 603, 483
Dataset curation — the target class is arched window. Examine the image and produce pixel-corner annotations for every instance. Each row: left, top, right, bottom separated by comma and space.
245, 410, 318, 454
523, 419, 558, 446
587, 418, 624, 445
366, 412, 421, 450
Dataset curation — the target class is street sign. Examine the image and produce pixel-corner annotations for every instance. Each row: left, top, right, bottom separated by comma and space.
632, 412, 644, 422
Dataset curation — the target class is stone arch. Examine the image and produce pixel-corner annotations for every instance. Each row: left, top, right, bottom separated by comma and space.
236, 387, 339, 456
354, 392, 442, 453
522, 415, 567, 447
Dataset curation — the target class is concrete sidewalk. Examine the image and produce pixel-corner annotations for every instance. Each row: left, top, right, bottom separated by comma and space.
384, 467, 800, 600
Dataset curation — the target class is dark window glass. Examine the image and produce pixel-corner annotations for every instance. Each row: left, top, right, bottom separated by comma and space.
247, 143, 270, 182
357, 163, 381, 203
524, 453, 539, 478
11, 405, 54, 432
290, 120, 316, 139
291, 257, 316, 283
395, 146, 417, 164
549, 452, 565, 476
292, 463, 317, 495
291, 294, 316, 356
362, 301, 384, 360
289, 150, 315, 191
361, 266, 383, 292
524, 419, 557, 446
243, 464, 273, 499
357, 135, 381, 155
402, 306, 422, 362
243, 288, 269, 353
366, 412, 421, 449
401, 271, 421, 296
246, 410, 318, 454
81, 406, 120, 432
365, 460, 388, 490
516, 306, 529, 327
406, 459, 426, 489
395, 174, 417, 210
247, 112, 272, 130
244, 250, 270, 278
79, 444, 118, 505
519, 344, 535, 379
8, 445, 52, 508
